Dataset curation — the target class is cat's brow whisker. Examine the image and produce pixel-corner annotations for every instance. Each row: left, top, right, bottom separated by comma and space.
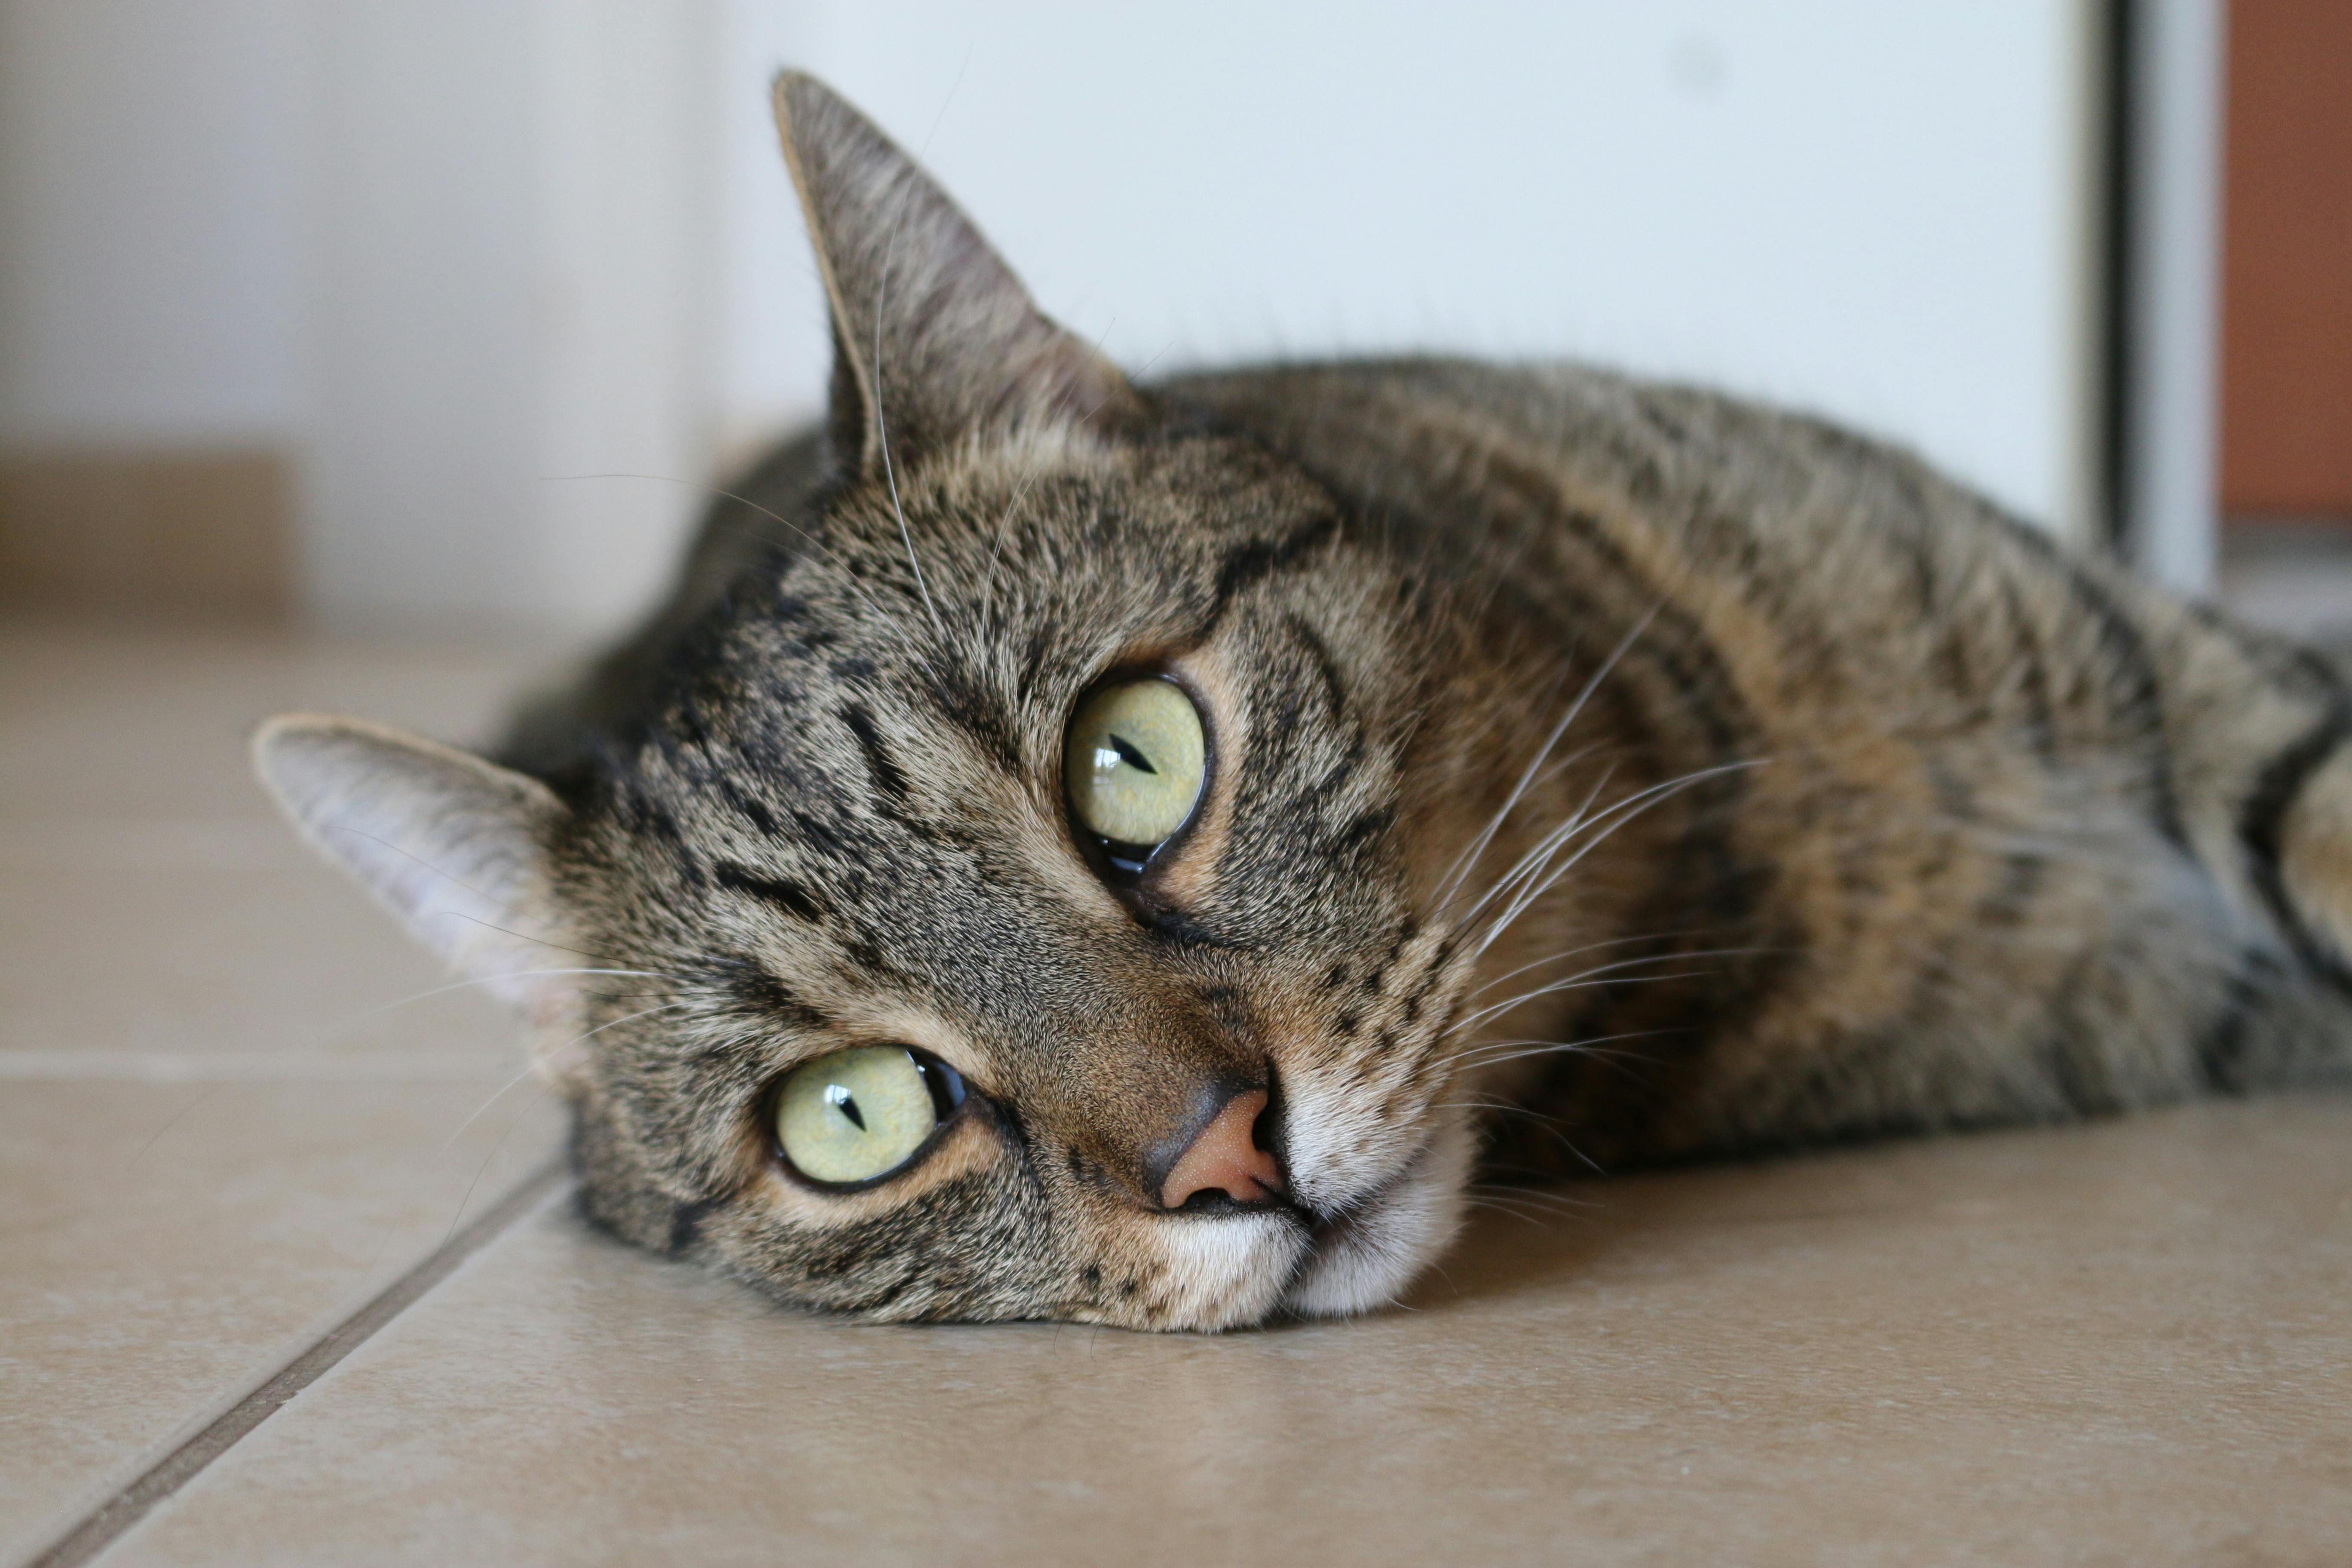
573, 1000, 697, 1044
979, 478, 1033, 623
321, 825, 536, 923
314, 824, 632, 971
541, 472, 818, 548
975, 333, 1169, 631
126, 1085, 219, 1171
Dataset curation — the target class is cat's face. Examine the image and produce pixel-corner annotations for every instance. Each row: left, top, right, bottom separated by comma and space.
553, 425, 1485, 1327
254, 75, 1537, 1329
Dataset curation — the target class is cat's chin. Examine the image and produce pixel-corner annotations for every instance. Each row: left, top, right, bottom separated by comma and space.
1277, 1113, 1475, 1320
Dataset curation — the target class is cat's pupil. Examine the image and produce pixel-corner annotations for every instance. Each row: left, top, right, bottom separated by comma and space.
825, 1083, 866, 1131
1107, 735, 1157, 775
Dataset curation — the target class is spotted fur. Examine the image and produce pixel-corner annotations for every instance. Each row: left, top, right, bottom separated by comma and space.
256, 76, 2352, 1331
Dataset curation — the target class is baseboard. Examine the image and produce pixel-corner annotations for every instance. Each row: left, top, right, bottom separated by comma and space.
0, 449, 293, 623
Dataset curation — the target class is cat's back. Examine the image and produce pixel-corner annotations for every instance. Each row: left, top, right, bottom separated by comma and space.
1160, 355, 2079, 692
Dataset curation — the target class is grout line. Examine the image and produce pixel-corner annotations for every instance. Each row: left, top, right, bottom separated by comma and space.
24, 1161, 569, 1568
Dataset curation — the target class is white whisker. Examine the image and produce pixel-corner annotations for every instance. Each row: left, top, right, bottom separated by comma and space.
1452, 1029, 1688, 1073
1469, 1183, 1596, 1215
1468, 929, 1717, 999
1475, 759, 1767, 957
437, 1072, 557, 1251
1460, 1194, 1557, 1227
362, 968, 679, 1015
442, 1000, 690, 1147
1452, 765, 1618, 931
1433, 604, 1660, 915
1447, 949, 1764, 1041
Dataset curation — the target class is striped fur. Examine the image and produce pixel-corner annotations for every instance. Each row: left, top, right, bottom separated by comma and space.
257, 76, 2352, 1330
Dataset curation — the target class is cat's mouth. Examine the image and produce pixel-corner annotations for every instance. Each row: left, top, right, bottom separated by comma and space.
1296, 1196, 1387, 1268
1277, 1121, 1470, 1318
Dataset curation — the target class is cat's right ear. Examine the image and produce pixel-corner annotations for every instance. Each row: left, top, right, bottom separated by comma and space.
772, 71, 1144, 476
252, 715, 577, 1026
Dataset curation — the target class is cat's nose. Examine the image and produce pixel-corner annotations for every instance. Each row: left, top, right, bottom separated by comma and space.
1155, 1087, 1283, 1210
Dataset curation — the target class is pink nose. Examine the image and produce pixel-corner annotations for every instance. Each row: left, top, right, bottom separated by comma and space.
1159, 1088, 1283, 1209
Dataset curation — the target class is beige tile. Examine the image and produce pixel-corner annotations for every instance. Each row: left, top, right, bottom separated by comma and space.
0, 616, 575, 1068
0, 860, 535, 1064
0, 615, 578, 1565
91, 1097, 2352, 1568
0, 619, 569, 824
0, 1078, 564, 1565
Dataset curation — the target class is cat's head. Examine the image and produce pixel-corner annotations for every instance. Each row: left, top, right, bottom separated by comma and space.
257, 76, 1532, 1329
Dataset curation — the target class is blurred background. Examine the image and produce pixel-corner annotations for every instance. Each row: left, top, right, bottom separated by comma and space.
0, 0, 2343, 650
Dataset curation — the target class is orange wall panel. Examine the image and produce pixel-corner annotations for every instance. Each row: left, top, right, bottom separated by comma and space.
2221, 0, 2352, 519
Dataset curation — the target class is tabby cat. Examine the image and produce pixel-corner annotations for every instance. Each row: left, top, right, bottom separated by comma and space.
255, 75, 2352, 1330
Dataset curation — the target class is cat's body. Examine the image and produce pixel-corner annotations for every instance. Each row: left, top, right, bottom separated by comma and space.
256, 77, 2352, 1331
1160, 360, 2352, 1167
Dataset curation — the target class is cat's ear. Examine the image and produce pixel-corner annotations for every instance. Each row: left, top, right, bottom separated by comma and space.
772, 71, 1143, 475
252, 715, 576, 1024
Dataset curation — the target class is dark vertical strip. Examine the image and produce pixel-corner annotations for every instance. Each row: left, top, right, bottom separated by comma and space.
2100, 0, 2138, 554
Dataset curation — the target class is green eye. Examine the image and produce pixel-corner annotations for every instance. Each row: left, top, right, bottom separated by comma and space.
1065, 678, 1206, 860
774, 1046, 960, 1186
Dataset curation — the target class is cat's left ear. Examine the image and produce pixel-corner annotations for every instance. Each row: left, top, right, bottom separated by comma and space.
252, 715, 579, 1029
772, 72, 1144, 475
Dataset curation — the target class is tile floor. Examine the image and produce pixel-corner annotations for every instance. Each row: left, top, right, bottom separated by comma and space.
6, 610, 2352, 1567
0, 619, 569, 1565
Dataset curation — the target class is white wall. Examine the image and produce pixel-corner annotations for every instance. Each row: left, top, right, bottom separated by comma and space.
0, 0, 720, 639
719, 0, 2108, 539
0, 0, 305, 445
302, 0, 719, 636
0, 0, 2112, 637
